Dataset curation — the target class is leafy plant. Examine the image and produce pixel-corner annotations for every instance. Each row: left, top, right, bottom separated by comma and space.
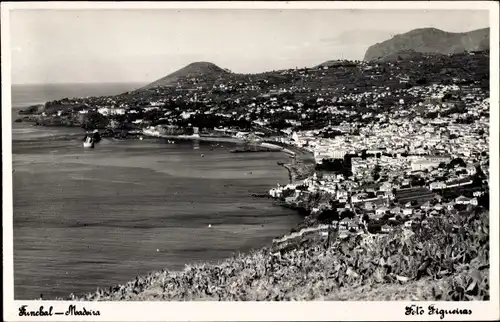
58, 209, 489, 301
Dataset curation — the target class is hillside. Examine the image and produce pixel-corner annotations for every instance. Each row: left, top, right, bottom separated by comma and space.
32, 50, 488, 131
62, 211, 489, 301
364, 27, 490, 61
140, 61, 231, 90
314, 60, 358, 68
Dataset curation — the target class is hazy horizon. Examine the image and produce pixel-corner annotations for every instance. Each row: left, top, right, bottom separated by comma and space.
11, 81, 148, 86
10, 9, 489, 85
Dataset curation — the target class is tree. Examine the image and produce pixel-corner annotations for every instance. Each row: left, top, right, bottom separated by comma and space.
411, 176, 425, 187
316, 158, 344, 172
296, 184, 308, 191
367, 222, 382, 233
340, 210, 355, 220
372, 164, 382, 181
317, 208, 339, 224
478, 192, 489, 209
366, 191, 376, 199
82, 111, 109, 130
416, 77, 428, 85
442, 93, 453, 101
448, 158, 466, 169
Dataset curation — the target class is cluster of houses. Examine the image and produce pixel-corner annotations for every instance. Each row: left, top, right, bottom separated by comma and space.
268, 79, 489, 235
270, 162, 486, 235
34, 51, 487, 142
30, 50, 489, 238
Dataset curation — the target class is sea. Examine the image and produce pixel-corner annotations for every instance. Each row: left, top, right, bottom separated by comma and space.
10, 83, 302, 300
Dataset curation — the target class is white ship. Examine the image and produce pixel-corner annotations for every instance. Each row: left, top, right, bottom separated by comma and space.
83, 137, 94, 148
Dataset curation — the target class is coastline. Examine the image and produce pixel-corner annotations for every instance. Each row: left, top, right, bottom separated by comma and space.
10, 45, 491, 304
15, 122, 315, 300
144, 133, 245, 144
17, 124, 490, 302
275, 144, 316, 184
58, 210, 489, 301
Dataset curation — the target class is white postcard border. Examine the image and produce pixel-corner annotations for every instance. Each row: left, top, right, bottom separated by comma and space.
2, 1, 499, 321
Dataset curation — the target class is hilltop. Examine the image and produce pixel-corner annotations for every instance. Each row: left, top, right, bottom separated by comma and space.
314, 60, 359, 68
140, 61, 231, 90
364, 27, 490, 61
21, 50, 489, 131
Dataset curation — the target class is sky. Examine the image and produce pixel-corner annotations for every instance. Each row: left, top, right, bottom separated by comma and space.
9, 9, 490, 84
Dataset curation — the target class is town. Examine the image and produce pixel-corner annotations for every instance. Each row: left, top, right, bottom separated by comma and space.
17, 50, 490, 244
8, 1, 497, 307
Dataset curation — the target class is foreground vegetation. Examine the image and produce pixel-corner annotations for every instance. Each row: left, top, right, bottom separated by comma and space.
62, 209, 489, 301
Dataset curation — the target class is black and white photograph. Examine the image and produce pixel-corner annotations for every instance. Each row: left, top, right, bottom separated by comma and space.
2, 1, 499, 321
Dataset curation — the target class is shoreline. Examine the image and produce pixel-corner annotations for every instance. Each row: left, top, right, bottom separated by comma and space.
143, 133, 244, 144
57, 210, 489, 301
273, 144, 316, 184
15, 114, 489, 301
15, 123, 317, 300
12, 47, 491, 302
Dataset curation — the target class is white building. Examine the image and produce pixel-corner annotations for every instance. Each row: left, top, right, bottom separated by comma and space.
455, 196, 471, 205
402, 208, 413, 216
410, 160, 432, 171
411, 158, 447, 171
429, 181, 447, 190
375, 206, 390, 216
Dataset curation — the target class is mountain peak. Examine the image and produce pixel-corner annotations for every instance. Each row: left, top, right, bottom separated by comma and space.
185, 61, 220, 68
407, 27, 448, 34
364, 27, 489, 61
141, 61, 230, 90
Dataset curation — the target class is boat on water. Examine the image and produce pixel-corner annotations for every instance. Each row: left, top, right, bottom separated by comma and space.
82, 130, 100, 148
83, 137, 94, 148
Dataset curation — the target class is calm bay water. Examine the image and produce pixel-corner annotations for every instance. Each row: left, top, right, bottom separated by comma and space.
11, 84, 301, 300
